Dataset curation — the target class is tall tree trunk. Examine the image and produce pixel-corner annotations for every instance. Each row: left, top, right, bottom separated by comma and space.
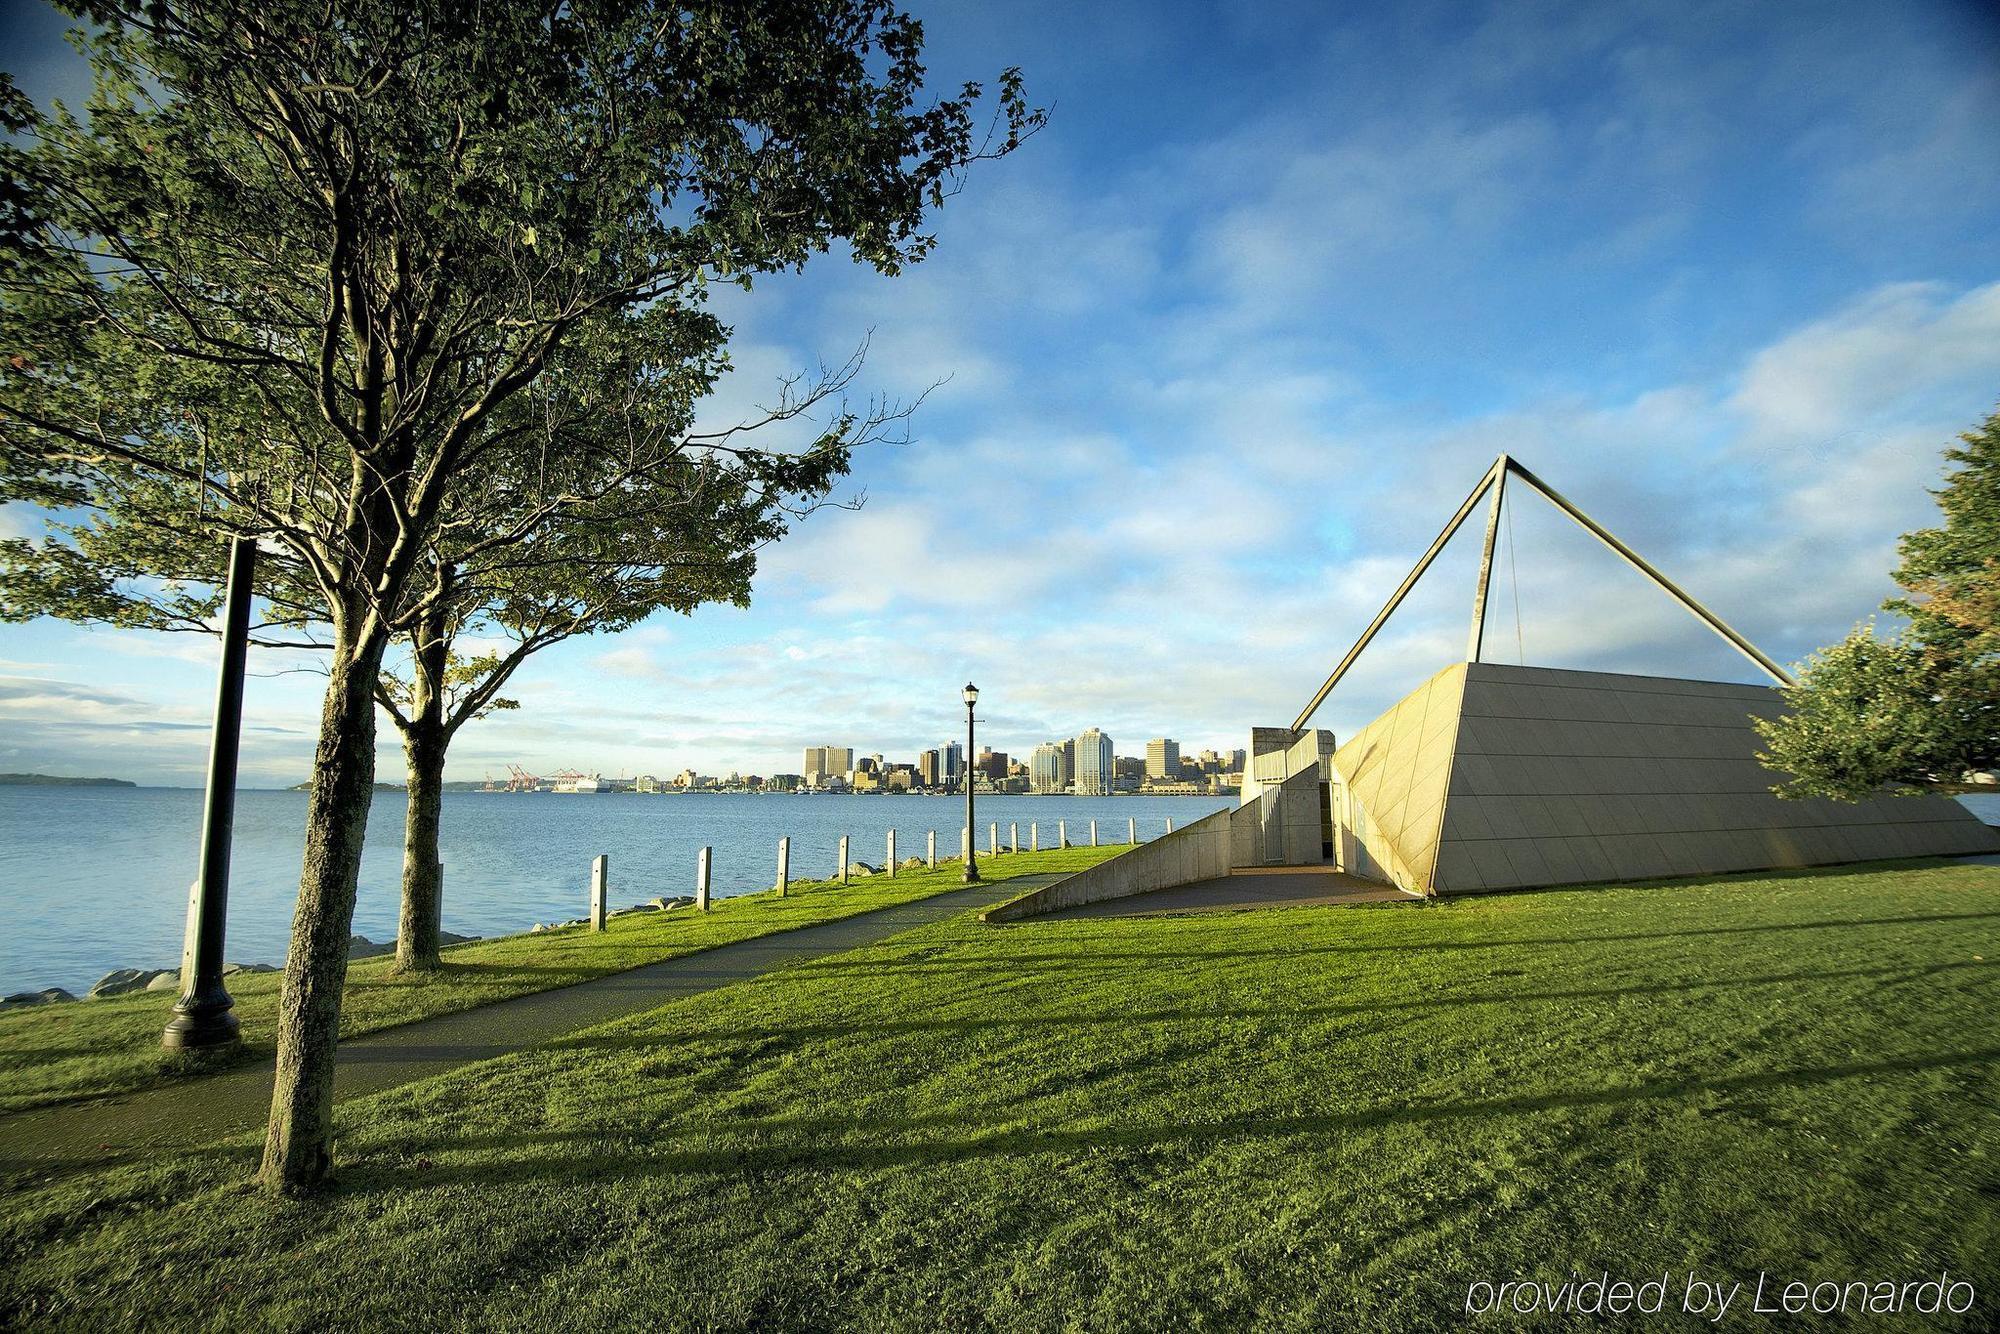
258, 628, 387, 1192
394, 590, 451, 974
394, 720, 446, 973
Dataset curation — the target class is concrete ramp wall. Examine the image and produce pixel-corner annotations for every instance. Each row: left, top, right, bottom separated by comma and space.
981, 804, 1248, 922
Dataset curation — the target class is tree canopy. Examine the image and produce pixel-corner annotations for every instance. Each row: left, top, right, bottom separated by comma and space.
1757, 408, 2000, 799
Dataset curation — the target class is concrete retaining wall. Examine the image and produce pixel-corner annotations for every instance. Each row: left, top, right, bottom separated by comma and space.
981, 805, 1246, 922
1255, 764, 1330, 866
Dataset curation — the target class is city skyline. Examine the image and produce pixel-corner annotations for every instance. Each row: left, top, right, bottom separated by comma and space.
484, 732, 1247, 796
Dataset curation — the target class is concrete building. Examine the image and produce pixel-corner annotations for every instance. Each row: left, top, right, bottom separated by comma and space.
1075, 729, 1114, 796
1031, 742, 1067, 794
803, 746, 853, 782
1327, 661, 1998, 893
1145, 738, 1180, 781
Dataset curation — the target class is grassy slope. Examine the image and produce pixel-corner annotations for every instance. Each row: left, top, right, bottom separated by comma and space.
0, 846, 1122, 1115
3, 859, 1998, 1331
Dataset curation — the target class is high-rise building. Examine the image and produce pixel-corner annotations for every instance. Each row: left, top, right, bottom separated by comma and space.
978, 747, 1009, 780
1145, 738, 1180, 780
918, 749, 941, 788
1074, 728, 1114, 795
804, 746, 853, 786
942, 741, 964, 790
1226, 748, 1247, 774
1031, 742, 1066, 793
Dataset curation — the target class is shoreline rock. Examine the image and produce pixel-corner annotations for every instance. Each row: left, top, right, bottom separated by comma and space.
88, 968, 167, 999
1, 987, 77, 1010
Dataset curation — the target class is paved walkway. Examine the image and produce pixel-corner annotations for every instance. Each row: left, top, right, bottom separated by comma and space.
1040, 866, 1419, 920
0, 876, 1043, 1172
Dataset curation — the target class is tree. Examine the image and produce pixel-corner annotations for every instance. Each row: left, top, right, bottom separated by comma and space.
374, 346, 891, 972
1, 0, 1038, 1191
1756, 408, 2000, 798
4, 341, 891, 975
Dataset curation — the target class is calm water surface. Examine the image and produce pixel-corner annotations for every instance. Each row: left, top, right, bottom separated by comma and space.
0, 788, 1231, 993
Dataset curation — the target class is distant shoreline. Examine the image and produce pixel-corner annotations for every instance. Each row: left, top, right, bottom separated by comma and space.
0, 773, 136, 788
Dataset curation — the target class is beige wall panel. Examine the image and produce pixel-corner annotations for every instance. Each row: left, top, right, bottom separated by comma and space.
1343, 662, 1998, 896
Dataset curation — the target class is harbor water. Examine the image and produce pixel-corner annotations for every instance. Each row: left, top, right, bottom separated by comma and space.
0, 787, 1231, 994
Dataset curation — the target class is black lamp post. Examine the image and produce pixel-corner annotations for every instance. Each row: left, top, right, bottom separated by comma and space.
962, 682, 979, 883
163, 534, 254, 1050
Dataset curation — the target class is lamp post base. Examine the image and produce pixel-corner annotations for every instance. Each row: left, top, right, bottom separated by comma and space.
963, 863, 981, 884
162, 1001, 240, 1050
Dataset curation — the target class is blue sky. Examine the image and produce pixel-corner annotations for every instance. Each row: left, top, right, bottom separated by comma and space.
2, 0, 1998, 786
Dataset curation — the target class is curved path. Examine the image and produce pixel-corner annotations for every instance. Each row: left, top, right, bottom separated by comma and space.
0, 876, 1045, 1173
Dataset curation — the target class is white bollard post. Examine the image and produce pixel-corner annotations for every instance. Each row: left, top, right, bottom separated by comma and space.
776, 836, 790, 896
887, 829, 897, 877
589, 854, 609, 931
696, 846, 712, 912
927, 829, 937, 869
1010, 821, 1019, 853
962, 825, 971, 862
989, 822, 999, 855
838, 834, 849, 885
1031, 821, 1039, 852
1058, 819, 1066, 848
1166, 817, 1174, 835
1090, 819, 1098, 847
1128, 817, 1137, 845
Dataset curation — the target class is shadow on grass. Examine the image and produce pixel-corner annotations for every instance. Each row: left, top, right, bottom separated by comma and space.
324, 1044, 2000, 1194
1446, 856, 1991, 898
810, 907, 2000, 975
348, 963, 599, 981
540, 957, 2000, 1054
0, 879, 1033, 1143
976, 857, 1997, 929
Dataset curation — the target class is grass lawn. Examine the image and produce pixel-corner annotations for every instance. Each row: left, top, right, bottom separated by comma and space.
3, 858, 1998, 1330
0, 845, 1123, 1116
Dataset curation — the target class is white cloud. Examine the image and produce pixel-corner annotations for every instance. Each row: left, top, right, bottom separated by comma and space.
758, 498, 1090, 613
1730, 282, 2000, 446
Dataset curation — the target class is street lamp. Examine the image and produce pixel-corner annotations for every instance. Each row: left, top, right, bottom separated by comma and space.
163, 532, 255, 1050
962, 682, 980, 883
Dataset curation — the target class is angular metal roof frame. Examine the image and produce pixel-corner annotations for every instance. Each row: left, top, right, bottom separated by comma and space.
1293, 455, 1793, 731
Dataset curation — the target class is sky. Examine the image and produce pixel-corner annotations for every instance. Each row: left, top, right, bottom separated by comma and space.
2, 0, 1998, 787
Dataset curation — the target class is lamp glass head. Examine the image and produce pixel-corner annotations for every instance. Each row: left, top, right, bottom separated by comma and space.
962, 682, 979, 705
